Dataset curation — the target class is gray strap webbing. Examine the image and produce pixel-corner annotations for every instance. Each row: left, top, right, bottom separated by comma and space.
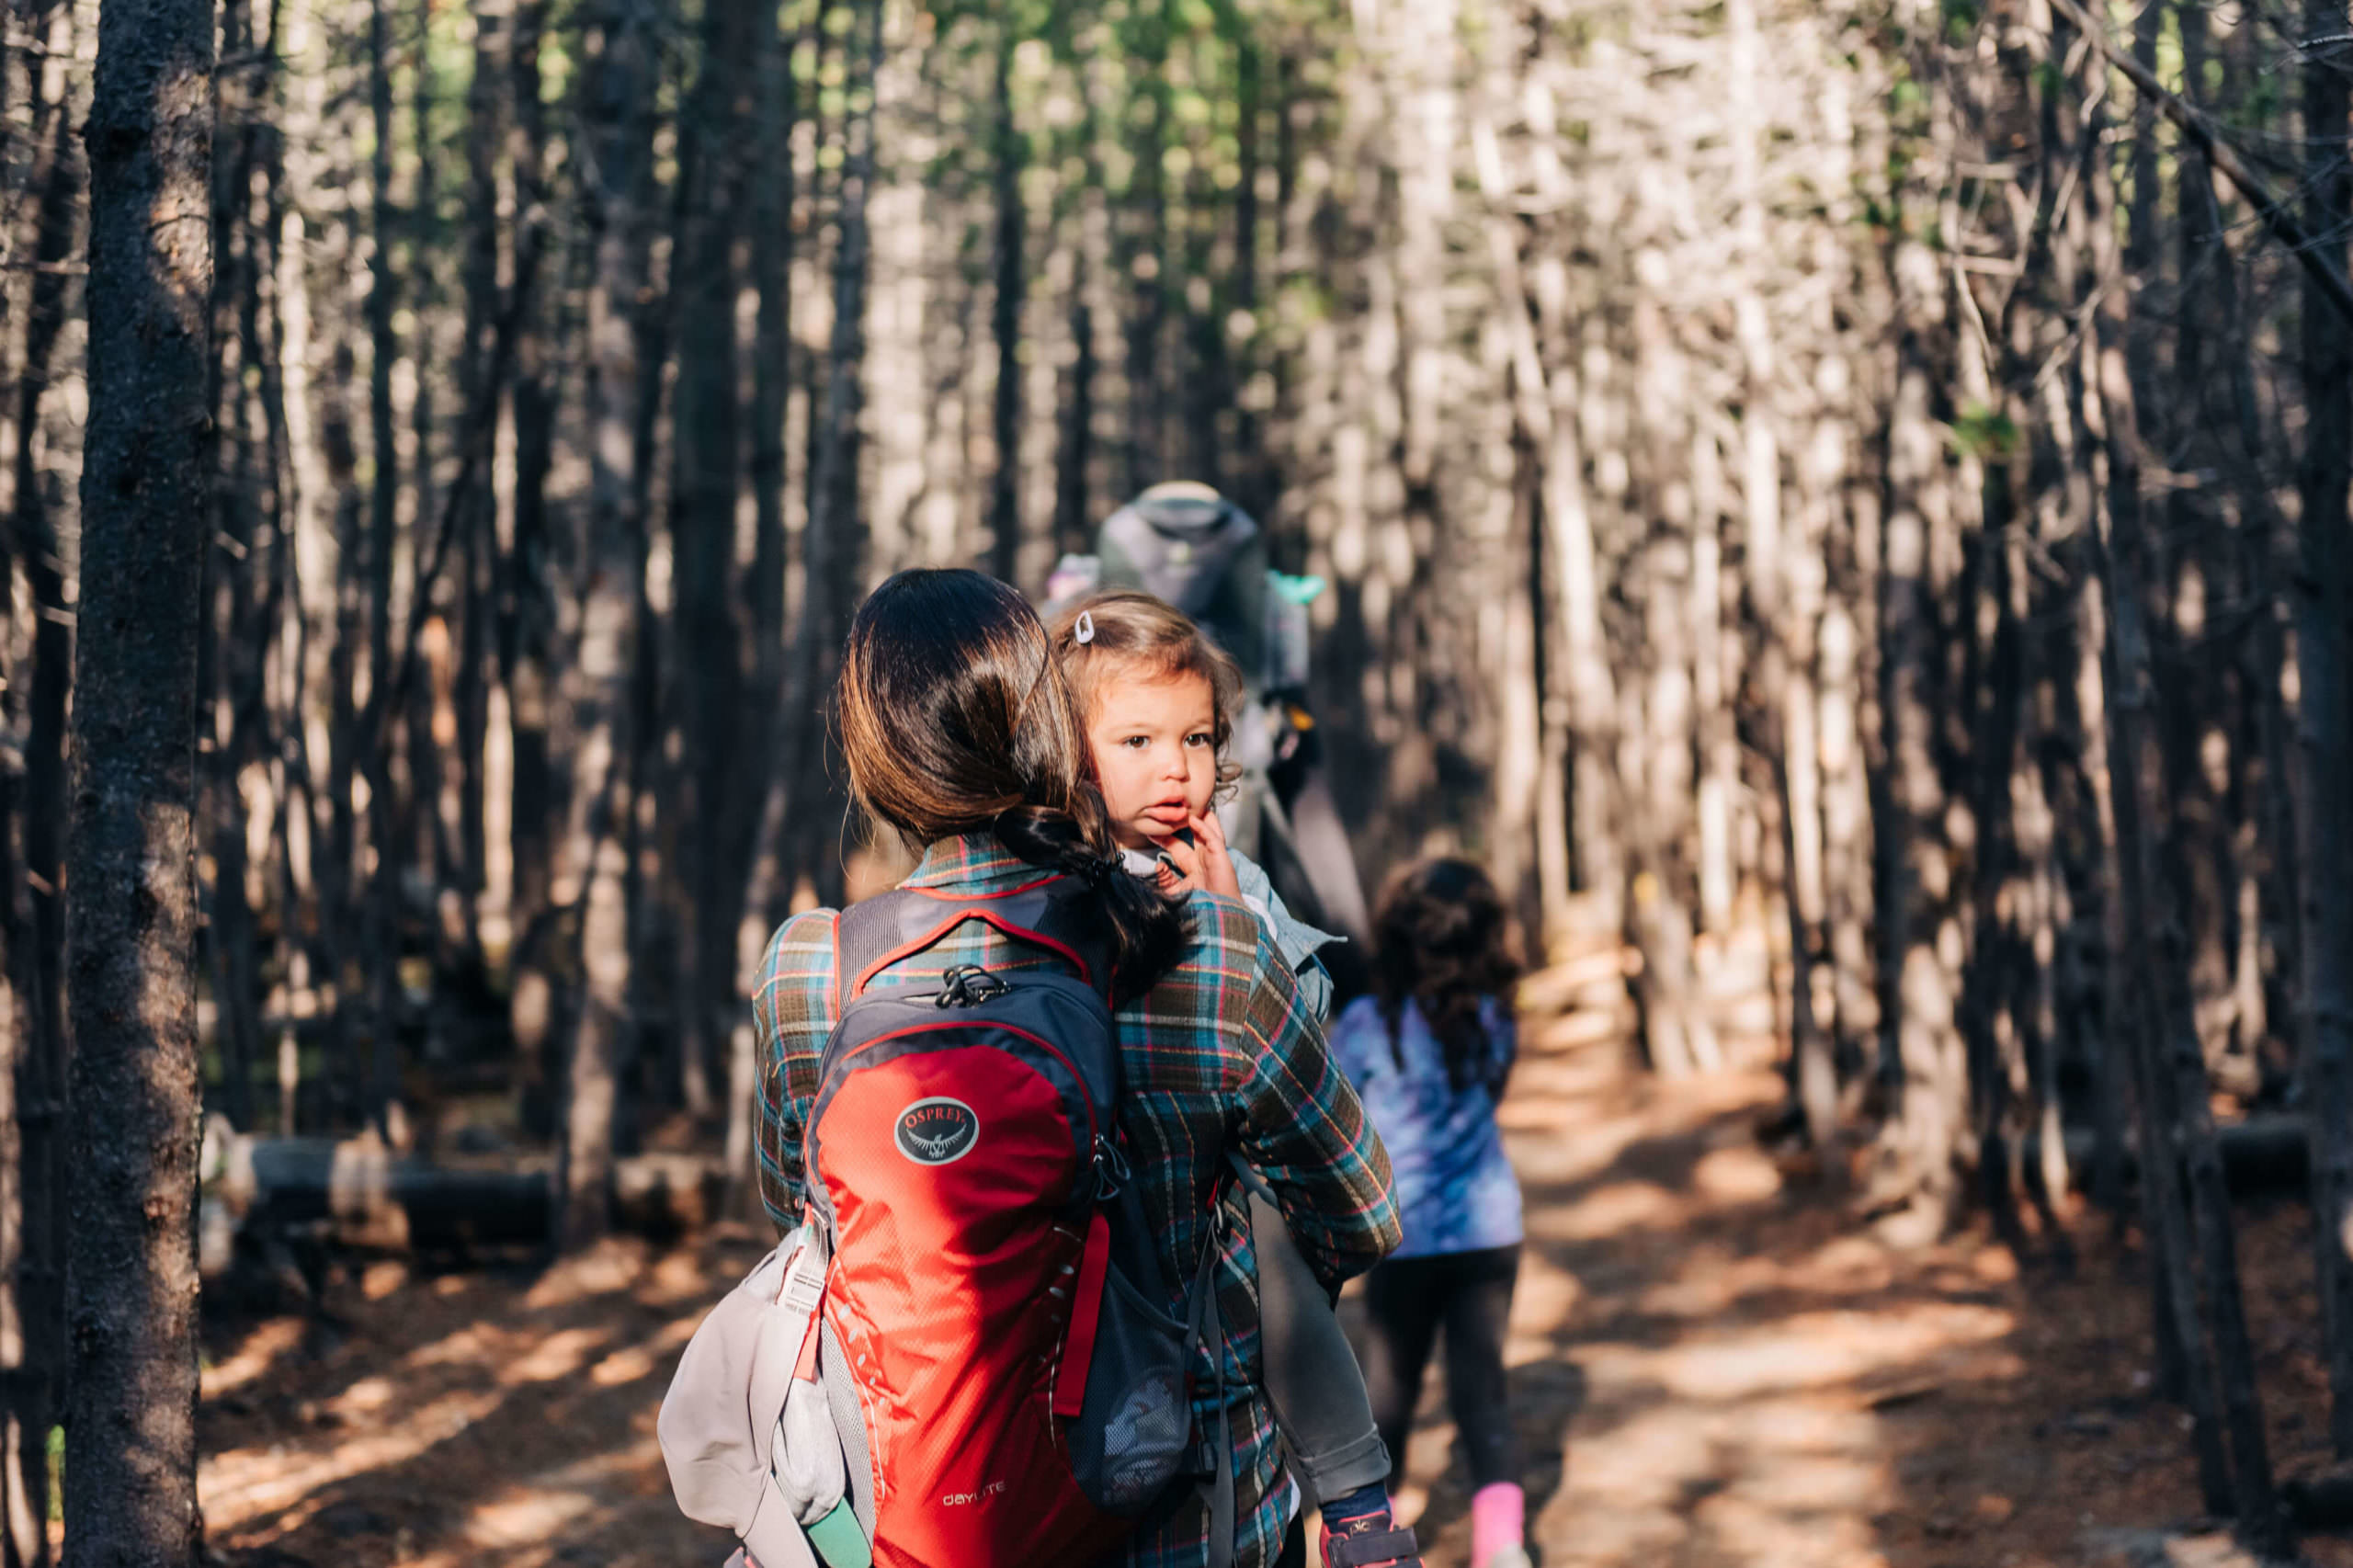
1226, 1155, 1392, 1504
1182, 1232, 1235, 1568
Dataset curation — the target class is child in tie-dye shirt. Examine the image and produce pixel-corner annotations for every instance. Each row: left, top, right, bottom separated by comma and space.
1325, 858, 1530, 1568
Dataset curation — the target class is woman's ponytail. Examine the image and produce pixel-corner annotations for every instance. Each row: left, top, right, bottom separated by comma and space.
994, 801, 1190, 997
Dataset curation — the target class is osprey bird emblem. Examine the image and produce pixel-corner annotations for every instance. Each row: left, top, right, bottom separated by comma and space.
894, 1096, 980, 1165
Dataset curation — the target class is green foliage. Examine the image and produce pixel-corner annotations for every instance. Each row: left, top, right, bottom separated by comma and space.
1947, 402, 2020, 459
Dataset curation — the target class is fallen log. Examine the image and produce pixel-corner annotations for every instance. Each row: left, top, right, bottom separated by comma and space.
204, 1127, 729, 1256
2050, 1113, 2309, 1197
213, 1133, 551, 1250
2283, 1462, 2353, 1531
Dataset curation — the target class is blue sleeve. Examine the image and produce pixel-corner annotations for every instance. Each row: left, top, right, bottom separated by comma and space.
1229, 848, 1342, 1024
1326, 994, 1386, 1085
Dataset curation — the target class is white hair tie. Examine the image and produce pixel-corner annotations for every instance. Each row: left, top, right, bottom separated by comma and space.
1074, 610, 1096, 645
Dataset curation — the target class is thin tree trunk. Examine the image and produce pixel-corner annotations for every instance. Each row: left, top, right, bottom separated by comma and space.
364, 0, 405, 1136
2097, 369, 2287, 1551
1122, 0, 1168, 497
2080, 65, 2237, 1496
506, 0, 558, 1008
1054, 53, 1105, 560
455, 0, 508, 955
788, 0, 882, 905
206, 0, 266, 1139
2297, 0, 2353, 1462
722, 0, 801, 1221
3, 18, 80, 1551
987, 26, 1025, 585
1879, 303, 1965, 1226
561, 0, 658, 1247
64, 0, 213, 1555
671, 0, 755, 1121
1228, 33, 1267, 525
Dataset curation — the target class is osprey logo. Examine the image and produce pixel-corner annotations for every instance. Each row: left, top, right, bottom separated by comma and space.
894, 1096, 979, 1165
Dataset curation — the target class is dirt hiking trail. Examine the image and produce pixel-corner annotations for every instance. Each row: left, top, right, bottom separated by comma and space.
195, 1023, 2344, 1568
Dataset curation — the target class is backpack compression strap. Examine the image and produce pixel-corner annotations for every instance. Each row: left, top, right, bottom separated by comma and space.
832, 881, 1114, 1010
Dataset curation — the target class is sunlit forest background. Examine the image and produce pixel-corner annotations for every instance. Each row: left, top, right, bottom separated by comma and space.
13, 0, 2353, 1557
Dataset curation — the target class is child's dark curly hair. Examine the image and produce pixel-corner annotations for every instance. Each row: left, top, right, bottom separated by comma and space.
1371, 858, 1523, 1093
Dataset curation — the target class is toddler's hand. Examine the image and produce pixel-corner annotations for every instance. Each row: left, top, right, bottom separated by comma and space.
1157, 812, 1243, 900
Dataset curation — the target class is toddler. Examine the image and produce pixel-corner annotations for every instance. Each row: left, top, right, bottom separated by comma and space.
1327, 859, 1530, 1568
1048, 589, 1415, 1568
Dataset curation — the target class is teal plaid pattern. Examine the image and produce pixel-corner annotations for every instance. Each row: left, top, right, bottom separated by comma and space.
753, 831, 1402, 1568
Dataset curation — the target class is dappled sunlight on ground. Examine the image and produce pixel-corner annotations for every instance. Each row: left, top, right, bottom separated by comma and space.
199, 1022, 2350, 1568
1363, 1032, 2348, 1568
199, 1233, 770, 1567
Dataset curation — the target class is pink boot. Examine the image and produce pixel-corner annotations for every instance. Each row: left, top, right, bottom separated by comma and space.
1470, 1482, 1528, 1568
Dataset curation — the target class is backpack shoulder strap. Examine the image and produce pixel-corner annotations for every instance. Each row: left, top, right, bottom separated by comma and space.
832, 891, 911, 1014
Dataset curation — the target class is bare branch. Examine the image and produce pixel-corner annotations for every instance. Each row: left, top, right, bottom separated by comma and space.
2044, 0, 2353, 324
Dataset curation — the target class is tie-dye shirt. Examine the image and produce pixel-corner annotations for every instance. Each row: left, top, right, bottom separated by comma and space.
1327, 994, 1523, 1259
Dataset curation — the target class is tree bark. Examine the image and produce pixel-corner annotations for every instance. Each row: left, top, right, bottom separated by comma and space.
454, 0, 508, 958
561, 0, 659, 1247
64, 0, 213, 1555
2, 14, 80, 1553
364, 0, 405, 1136
1121, 0, 1169, 497
787, 0, 882, 905
671, 0, 756, 1122
1879, 297, 1965, 1226
2290, 0, 2353, 1463
987, 26, 1025, 585
1053, 51, 1104, 562
505, 0, 558, 1015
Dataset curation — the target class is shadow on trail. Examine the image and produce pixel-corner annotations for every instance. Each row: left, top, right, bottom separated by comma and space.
199, 1233, 768, 1568
196, 1029, 2331, 1568
1397, 1039, 2026, 1568
1446, 1024, 2349, 1568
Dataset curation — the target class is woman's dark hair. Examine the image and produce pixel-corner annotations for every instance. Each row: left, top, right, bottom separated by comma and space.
1371, 858, 1523, 1093
838, 568, 1189, 994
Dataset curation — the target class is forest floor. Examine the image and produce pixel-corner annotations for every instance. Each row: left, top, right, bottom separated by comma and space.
187, 982, 2353, 1568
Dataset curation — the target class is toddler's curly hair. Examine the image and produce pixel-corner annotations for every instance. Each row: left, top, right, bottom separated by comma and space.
1046, 589, 1246, 802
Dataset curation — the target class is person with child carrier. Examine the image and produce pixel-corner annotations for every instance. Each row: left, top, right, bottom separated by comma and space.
656, 569, 1423, 1568
1045, 481, 1375, 1007
1326, 859, 1534, 1568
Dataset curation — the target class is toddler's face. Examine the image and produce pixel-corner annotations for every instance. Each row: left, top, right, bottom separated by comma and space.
1085, 665, 1220, 851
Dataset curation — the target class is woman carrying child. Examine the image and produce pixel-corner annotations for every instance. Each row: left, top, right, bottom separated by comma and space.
1326, 860, 1532, 1568
751, 569, 1420, 1568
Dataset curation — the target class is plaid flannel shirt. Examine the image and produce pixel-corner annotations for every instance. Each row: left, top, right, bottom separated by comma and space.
752, 831, 1402, 1568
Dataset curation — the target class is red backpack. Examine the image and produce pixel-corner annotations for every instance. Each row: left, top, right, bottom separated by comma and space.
794, 878, 1228, 1568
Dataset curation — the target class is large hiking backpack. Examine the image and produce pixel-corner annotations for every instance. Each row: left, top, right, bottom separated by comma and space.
1098, 484, 1270, 687
797, 880, 1224, 1568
